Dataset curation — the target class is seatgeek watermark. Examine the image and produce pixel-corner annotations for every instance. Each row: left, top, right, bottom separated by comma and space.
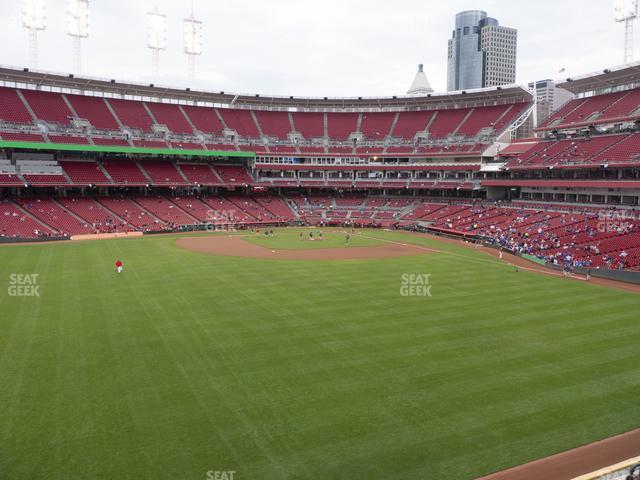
597, 210, 634, 234
8, 274, 40, 297
205, 470, 236, 480
205, 209, 238, 232
400, 273, 432, 297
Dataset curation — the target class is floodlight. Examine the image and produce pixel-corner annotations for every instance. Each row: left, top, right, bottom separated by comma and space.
184, 14, 203, 80
67, 0, 90, 73
147, 7, 168, 51
22, 0, 47, 30
615, 0, 638, 21
67, 0, 90, 38
184, 16, 203, 55
614, 0, 639, 62
22, 0, 47, 67
146, 6, 168, 78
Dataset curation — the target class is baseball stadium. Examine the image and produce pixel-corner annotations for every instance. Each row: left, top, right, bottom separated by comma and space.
1, 2, 640, 480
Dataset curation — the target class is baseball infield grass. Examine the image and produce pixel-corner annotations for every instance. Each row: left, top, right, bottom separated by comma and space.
1, 229, 639, 480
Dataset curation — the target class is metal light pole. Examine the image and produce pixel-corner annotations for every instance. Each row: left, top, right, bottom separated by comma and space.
184, 14, 203, 81
67, 0, 90, 74
147, 7, 168, 79
615, 0, 639, 63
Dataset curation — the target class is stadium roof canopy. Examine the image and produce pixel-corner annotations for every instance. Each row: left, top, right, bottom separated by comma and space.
557, 62, 640, 94
0, 65, 531, 112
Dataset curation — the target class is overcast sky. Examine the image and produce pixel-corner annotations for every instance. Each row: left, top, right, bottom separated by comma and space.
0, 0, 634, 97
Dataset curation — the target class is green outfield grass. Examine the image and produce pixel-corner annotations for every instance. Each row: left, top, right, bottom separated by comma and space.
1, 229, 639, 480
246, 228, 382, 249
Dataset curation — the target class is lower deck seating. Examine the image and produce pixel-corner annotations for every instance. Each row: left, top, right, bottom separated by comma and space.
0, 200, 54, 238
15, 198, 94, 235
96, 197, 166, 231
56, 197, 129, 233
2, 194, 639, 270
134, 197, 198, 227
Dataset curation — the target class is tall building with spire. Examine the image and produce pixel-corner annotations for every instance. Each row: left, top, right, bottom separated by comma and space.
407, 64, 434, 95
447, 10, 517, 91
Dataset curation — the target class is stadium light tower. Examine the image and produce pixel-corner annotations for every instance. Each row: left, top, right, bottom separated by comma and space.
146, 6, 168, 79
66, 0, 90, 74
184, 13, 203, 81
21, 0, 47, 68
615, 0, 639, 63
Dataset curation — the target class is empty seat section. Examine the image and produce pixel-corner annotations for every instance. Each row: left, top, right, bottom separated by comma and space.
133, 139, 168, 148
100, 159, 147, 184
217, 109, 260, 137
178, 164, 220, 185
138, 160, 186, 184
0, 132, 44, 142
253, 111, 291, 139
20, 89, 72, 125
561, 91, 625, 125
48, 135, 89, 145
0, 174, 22, 185
213, 165, 254, 184
254, 195, 294, 220
360, 112, 394, 140
393, 111, 433, 139
600, 87, 640, 120
327, 113, 358, 140
181, 105, 225, 135
540, 98, 584, 128
108, 98, 154, 132
291, 112, 324, 138
146, 102, 193, 133
22, 174, 68, 185
456, 105, 509, 137
428, 108, 470, 138
0, 88, 33, 123
60, 161, 110, 184
66, 94, 120, 130
91, 137, 130, 146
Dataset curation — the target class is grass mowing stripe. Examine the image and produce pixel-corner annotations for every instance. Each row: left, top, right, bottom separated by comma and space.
0, 229, 638, 479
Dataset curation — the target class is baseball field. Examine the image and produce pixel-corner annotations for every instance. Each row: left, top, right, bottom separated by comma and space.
1, 228, 639, 480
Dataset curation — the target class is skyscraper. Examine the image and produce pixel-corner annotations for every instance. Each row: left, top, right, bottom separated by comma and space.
447, 11, 517, 91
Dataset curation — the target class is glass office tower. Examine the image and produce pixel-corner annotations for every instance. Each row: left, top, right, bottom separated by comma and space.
447, 10, 517, 92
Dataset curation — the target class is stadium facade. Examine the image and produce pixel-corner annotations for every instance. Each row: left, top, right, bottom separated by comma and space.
1, 63, 640, 270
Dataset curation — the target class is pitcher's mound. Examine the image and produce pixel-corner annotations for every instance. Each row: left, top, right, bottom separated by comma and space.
176, 236, 436, 260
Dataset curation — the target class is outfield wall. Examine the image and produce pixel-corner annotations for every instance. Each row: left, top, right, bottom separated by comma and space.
545, 263, 640, 285
571, 456, 640, 480
0, 236, 68, 244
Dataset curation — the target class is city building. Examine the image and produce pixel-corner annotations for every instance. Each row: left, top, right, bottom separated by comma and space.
530, 79, 575, 125
516, 79, 574, 137
447, 10, 518, 91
